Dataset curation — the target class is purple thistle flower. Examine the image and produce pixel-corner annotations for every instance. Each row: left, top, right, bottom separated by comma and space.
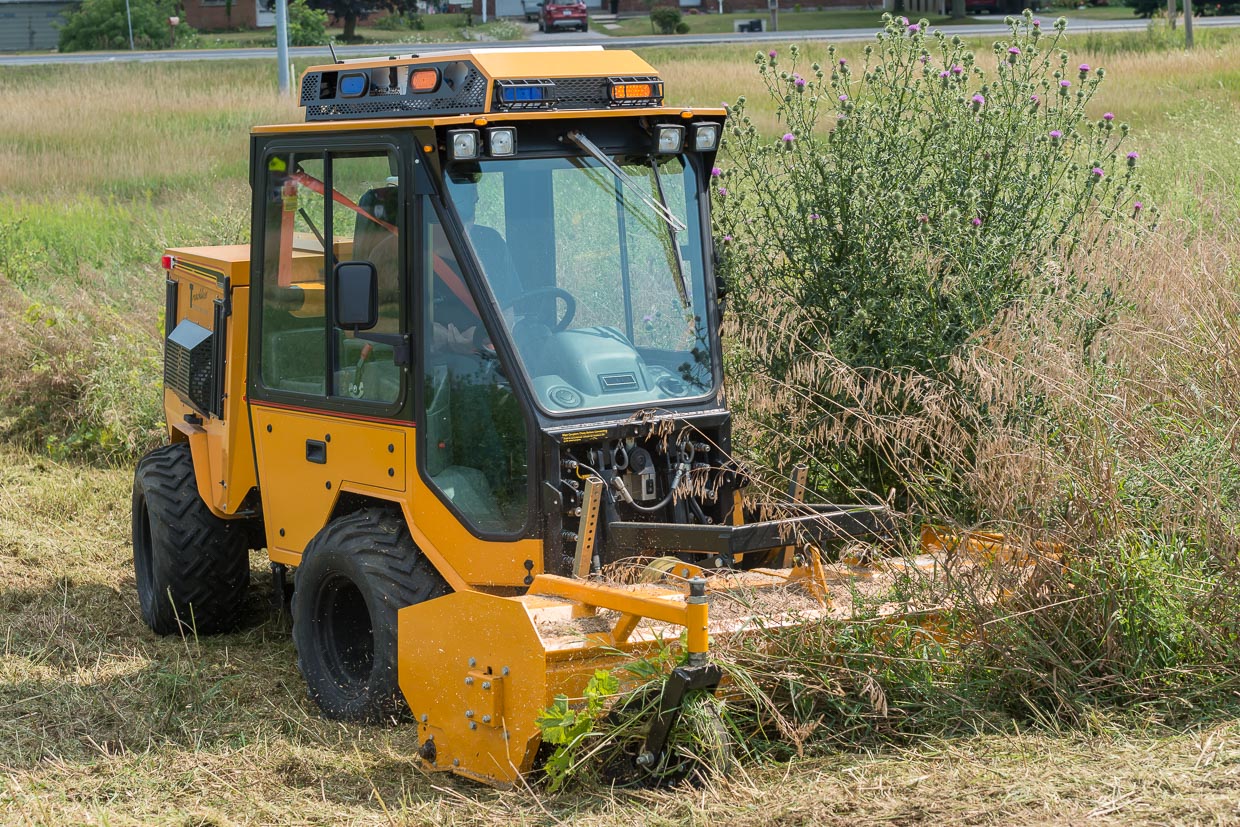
718, 187, 728, 196
1049, 129, 1062, 139
908, 23, 920, 33
769, 49, 777, 58
1091, 167, 1104, 178
1031, 94, 1040, 104
723, 234, 734, 241
971, 94, 985, 107
839, 58, 847, 66
1033, 17, 1041, 26
808, 213, 820, 220
1132, 202, 1143, 213
1126, 151, 1139, 160
711, 166, 722, 177
782, 132, 795, 143
642, 313, 654, 323
795, 76, 806, 88
939, 70, 950, 79
1008, 46, 1021, 55
1078, 63, 1090, 73
1103, 112, 1115, 121
917, 214, 929, 223
898, 15, 908, 25
838, 94, 848, 102
951, 64, 963, 75
1060, 80, 1071, 87
971, 217, 982, 227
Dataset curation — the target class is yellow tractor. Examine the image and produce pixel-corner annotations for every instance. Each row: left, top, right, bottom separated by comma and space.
133, 46, 994, 786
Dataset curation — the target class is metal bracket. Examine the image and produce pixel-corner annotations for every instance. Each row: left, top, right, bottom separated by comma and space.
573, 475, 604, 578
636, 662, 723, 770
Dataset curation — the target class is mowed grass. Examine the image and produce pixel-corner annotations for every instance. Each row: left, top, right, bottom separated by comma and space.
596, 9, 982, 37
5, 448, 1240, 825
3, 32, 1240, 824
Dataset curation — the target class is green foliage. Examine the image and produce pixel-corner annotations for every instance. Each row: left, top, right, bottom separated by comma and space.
650, 5, 683, 33
58, 0, 198, 52
370, 11, 425, 30
716, 14, 1149, 502
535, 669, 618, 792
674, 20, 691, 34
286, 0, 329, 46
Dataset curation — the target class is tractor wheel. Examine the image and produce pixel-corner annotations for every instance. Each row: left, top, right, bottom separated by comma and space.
132, 442, 251, 635
292, 509, 450, 723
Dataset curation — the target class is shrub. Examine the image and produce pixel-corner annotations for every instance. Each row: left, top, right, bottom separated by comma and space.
715, 15, 1150, 505
286, 0, 329, 46
675, 20, 690, 33
58, 0, 196, 51
649, 5, 682, 33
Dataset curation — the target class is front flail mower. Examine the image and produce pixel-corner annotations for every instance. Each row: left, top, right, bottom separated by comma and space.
131, 44, 1049, 790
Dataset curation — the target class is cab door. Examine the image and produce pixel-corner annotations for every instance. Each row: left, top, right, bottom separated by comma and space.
247, 136, 415, 564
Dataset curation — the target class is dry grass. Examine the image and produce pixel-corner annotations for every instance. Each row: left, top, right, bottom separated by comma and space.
3, 33, 1240, 824
3, 447, 1240, 825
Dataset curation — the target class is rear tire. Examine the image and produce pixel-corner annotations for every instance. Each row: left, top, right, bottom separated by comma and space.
292, 509, 450, 723
132, 443, 250, 635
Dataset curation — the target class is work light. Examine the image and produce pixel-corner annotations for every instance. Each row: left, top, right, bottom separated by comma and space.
654, 125, 684, 154
448, 129, 480, 160
692, 122, 720, 152
488, 127, 517, 157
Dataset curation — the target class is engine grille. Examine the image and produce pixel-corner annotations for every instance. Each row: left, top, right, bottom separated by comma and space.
165, 319, 219, 416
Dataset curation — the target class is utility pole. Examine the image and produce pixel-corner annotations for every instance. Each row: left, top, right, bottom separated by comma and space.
124, 0, 135, 48
1184, 0, 1193, 46
482, 0, 488, 24
1168, 0, 1176, 29
276, 0, 290, 96
768, 0, 778, 32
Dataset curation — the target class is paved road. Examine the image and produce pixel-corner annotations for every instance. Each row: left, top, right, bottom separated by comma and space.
2, 15, 1238, 66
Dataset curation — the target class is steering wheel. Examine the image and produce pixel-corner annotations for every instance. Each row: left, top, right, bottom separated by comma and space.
503, 286, 577, 332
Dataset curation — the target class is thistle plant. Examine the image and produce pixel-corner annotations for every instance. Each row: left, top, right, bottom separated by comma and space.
715, 13, 1151, 504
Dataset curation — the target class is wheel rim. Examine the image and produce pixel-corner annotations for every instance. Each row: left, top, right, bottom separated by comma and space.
319, 575, 375, 687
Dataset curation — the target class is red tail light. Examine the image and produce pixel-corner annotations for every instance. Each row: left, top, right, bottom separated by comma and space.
160, 254, 176, 271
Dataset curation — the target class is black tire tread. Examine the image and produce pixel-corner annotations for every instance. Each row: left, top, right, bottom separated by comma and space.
133, 443, 250, 635
292, 508, 449, 722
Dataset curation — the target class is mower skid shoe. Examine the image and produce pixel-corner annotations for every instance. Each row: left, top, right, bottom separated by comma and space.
637, 662, 724, 770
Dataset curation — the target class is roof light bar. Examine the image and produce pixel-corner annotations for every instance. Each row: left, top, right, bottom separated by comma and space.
608, 76, 664, 106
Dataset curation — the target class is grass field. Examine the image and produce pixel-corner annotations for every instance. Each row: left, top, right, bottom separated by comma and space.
2, 27, 1240, 824
4, 446, 1240, 825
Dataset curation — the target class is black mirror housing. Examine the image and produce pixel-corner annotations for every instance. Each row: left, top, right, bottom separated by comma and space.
335, 261, 378, 330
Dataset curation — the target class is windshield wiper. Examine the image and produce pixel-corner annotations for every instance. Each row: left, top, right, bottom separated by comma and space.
565, 129, 690, 308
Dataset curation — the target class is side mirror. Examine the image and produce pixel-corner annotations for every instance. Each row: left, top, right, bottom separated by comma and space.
334, 261, 378, 331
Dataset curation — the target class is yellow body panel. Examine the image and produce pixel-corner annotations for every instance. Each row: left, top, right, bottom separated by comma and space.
246, 403, 542, 588
162, 253, 257, 517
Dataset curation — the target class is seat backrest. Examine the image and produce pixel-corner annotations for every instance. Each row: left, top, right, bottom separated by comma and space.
353, 186, 401, 307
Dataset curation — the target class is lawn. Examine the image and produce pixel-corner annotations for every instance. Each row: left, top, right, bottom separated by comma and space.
2, 28, 1240, 825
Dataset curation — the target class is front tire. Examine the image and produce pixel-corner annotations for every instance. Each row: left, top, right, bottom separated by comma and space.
132, 443, 250, 635
292, 509, 450, 723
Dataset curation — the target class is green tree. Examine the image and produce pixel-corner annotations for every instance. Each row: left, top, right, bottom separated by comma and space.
307, 0, 416, 41
286, 0, 329, 45
58, 0, 195, 51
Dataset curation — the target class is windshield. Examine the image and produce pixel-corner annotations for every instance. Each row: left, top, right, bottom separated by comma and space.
444, 153, 714, 415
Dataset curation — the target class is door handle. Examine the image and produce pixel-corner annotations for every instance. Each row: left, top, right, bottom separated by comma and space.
306, 439, 327, 464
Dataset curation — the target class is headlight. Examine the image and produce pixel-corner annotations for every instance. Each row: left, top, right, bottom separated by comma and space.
692, 122, 720, 152
654, 125, 684, 154
488, 127, 517, 157
447, 129, 479, 160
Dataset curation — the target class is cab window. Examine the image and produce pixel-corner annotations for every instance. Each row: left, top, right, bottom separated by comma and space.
259, 148, 403, 404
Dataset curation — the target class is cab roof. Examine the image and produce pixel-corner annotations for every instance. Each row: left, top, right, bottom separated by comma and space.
292, 46, 687, 125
